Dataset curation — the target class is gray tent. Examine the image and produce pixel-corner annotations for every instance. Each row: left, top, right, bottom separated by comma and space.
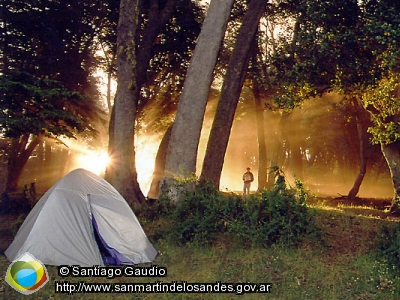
5, 168, 157, 266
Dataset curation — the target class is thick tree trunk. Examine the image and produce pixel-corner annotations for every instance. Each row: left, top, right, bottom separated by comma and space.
105, 0, 144, 207
147, 125, 172, 199
381, 141, 400, 205
162, 0, 234, 201
5, 135, 43, 193
200, 0, 268, 189
106, 0, 181, 205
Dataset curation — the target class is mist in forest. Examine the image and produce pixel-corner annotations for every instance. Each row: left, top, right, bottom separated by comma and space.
194, 92, 393, 198
8, 93, 393, 199
138, 91, 391, 198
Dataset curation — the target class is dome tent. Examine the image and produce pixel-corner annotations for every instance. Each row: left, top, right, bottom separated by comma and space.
5, 168, 157, 266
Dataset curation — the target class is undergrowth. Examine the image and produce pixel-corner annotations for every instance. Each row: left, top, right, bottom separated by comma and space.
375, 223, 400, 275
0, 183, 37, 214
145, 177, 320, 248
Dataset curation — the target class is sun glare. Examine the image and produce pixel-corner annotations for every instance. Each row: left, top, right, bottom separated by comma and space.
63, 134, 159, 194
136, 136, 159, 194
76, 151, 110, 176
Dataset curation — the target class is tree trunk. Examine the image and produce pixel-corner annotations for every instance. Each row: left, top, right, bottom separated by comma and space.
200, 0, 268, 189
105, 0, 144, 207
162, 0, 234, 201
381, 141, 400, 205
136, 0, 179, 91
44, 141, 52, 173
290, 142, 304, 181
253, 75, 268, 191
268, 112, 290, 187
249, 28, 268, 191
5, 135, 43, 193
147, 125, 173, 199
348, 98, 373, 199
106, 0, 183, 205
106, 55, 115, 114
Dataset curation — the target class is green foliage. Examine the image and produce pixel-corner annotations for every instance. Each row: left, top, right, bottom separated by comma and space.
4, 200, 400, 298
0, 181, 37, 214
269, 0, 400, 115
2, 0, 106, 86
363, 74, 400, 144
0, 71, 96, 139
171, 183, 227, 245
0, 191, 31, 214
137, 192, 176, 222
2, 0, 107, 140
227, 183, 315, 247
160, 179, 317, 248
375, 224, 400, 275
272, 82, 318, 110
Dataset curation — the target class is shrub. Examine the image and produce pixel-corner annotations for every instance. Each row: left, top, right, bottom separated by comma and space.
225, 184, 315, 247
168, 179, 317, 247
375, 224, 400, 274
0, 190, 32, 214
171, 182, 227, 245
138, 192, 176, 221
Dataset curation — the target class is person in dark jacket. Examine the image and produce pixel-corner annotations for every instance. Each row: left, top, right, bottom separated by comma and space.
242, 167, 254, 197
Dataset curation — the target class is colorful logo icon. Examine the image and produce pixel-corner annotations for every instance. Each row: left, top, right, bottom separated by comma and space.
5, 252, 49, 295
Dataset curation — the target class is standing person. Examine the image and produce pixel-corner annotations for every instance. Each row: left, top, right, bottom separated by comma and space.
242, 167, 254, 197
270, 165, 286, 192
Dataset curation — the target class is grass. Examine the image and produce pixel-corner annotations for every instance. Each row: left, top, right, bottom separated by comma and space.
1, 202, 400, 299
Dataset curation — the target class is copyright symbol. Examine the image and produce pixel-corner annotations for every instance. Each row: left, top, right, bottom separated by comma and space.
59, 266, 70, 276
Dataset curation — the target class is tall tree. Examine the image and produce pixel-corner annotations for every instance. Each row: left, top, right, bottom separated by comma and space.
269, 0, 400, 201
249, 33, 270, 190
200, 0, 268, 189
347, 97, 375, 199
105, 0, 202, 203
0, 72, 100, 192
364, 75, 400, 207
147, 124, 173, 199
1, 0, 105, 192
162, 0, 234, 201
105, 0, 141, 207
252, 75, 268, 190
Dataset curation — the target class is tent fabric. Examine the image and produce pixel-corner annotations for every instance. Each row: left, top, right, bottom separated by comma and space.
5, 168, 157, 266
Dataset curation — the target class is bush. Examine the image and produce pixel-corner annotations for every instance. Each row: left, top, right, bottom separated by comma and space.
0, 191, 32, 214
375, 224, 400, 274
137, 192, 176, 221
167, 179, 317, 247
226, 183, 315, 247
0, 183, 37, 214
171, 182, 228, 245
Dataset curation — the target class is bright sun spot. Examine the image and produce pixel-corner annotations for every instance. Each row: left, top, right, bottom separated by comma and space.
135, 136, 159, 194
76, 151, 110, 176
63, 135, 159, 195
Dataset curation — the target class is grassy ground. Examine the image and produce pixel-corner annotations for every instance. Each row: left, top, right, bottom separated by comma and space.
1, 198, 400, 299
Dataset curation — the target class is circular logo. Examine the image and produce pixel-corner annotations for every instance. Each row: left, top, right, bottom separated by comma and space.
5, 252, 49, 295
